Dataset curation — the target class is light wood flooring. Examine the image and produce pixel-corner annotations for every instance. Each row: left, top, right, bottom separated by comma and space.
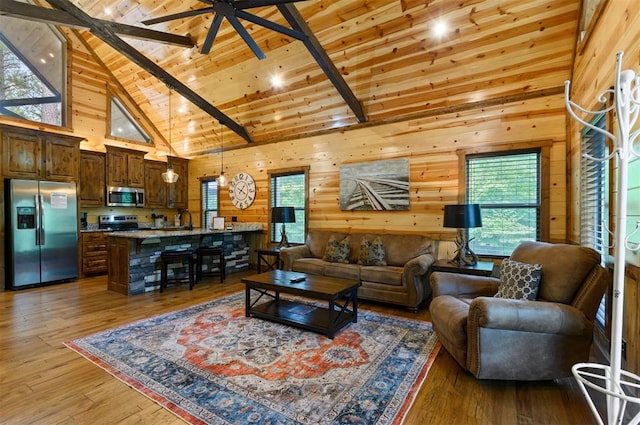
0, 272, 600, 424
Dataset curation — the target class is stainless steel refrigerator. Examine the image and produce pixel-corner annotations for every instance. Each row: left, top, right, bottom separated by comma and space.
5, 179, 78, 289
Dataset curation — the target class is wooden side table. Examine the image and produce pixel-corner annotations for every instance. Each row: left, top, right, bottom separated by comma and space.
256, 248, 282, 273
430, 259, 495, 277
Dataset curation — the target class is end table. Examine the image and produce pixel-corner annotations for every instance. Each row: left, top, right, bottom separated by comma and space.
430, 259, 495, 277
256, 248, 283, 273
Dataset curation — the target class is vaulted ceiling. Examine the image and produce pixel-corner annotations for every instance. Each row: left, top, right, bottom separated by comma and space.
3, 0, 580, 157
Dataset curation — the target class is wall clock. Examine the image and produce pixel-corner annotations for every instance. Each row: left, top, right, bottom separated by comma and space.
229, 172, 256, 210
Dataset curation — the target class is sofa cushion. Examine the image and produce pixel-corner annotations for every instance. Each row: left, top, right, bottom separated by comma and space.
494, 259, 542, 301
510, 241, 600, 304
360, 265, 403, 286
380, 234, 432, 266
324, 262, 361, 281
324, 235, 351, 263
305, 231, 348, 259
292, 258, 326, 275
358, 236, 387, 266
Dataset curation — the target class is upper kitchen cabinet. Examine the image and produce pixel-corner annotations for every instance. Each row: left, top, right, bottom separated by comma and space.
144, 160, 167, 208
105, 146, 145, 188
79, 151, 106, 207
167, 156, 188, 209
1, 124, 81, 181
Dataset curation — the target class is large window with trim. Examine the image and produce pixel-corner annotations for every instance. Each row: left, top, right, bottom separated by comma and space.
0, 14, 65, 126
269, 169, 308, 245
201, 178, 219, 229
467, 149, 543, 257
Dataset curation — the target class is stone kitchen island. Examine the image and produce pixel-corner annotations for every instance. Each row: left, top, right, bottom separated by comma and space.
106, 225, 262, 295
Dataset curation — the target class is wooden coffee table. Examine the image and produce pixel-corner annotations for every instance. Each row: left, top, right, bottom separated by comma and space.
242, 270, 360, 339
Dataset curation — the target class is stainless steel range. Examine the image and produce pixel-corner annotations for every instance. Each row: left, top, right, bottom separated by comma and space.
99, 215, 139, 231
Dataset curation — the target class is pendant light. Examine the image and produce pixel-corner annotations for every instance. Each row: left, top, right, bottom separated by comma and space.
162, 85, 179, 184
218, 121, 227, 187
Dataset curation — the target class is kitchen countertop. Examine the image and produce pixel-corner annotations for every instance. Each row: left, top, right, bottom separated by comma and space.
106, 227, 262, 239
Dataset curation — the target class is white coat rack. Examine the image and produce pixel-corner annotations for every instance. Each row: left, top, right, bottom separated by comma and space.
565, 51, 640, 425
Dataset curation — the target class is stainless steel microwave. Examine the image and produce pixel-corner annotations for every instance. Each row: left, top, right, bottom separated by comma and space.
106, 186, 145, 207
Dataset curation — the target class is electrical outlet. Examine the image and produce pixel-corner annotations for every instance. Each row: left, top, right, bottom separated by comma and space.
622, 339, 627, 360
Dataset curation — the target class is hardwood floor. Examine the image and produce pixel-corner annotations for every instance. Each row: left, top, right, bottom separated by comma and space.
0, 272, 598, 424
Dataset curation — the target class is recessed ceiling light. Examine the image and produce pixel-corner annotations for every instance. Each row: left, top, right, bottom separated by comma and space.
104, 8, 112, 15
433, 20, 448, 37
270, 75, 283, 88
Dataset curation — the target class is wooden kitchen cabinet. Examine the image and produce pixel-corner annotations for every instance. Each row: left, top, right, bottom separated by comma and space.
167, 156, 188, 209
1, 124, 81, 181
144, 160, 167, 208
105, 146, 145, 188
79, 151, 106, 207
81, 232, 108, 275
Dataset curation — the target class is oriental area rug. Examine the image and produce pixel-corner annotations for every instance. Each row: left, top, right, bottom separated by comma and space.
65, 293, 439, 425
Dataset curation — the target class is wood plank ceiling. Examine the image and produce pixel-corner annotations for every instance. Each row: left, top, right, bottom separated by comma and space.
16, 0, 581, 157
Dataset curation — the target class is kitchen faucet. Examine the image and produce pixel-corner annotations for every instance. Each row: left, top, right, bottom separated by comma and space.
179, 209, 193, 230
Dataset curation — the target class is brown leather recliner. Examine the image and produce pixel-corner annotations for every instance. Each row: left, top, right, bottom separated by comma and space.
429, 241, 609, 381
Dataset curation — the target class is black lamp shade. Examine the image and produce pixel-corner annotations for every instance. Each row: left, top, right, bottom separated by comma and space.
271, 206, 296, 224
443, 204, 482, 228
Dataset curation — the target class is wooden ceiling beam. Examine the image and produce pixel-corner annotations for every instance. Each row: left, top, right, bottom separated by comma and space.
40, 0, 252, 143
278, 4, 366, 123
0, 1, 194, 48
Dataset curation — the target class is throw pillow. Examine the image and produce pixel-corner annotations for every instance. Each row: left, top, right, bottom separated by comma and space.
324, 236, 351, 263
358, 236, 387, 266
495, 258, 543, 301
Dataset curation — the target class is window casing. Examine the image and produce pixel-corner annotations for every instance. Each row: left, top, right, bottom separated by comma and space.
201, 179, 219, 229
466, 149, 543, 257
269, 170, 308, 244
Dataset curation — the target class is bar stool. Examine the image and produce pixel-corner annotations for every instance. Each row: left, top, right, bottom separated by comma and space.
160, 249, 195, 292
196, 246, 225, 283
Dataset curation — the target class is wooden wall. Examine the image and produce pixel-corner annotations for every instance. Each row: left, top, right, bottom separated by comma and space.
568, 0, 640, 375
188, 94, 568, 247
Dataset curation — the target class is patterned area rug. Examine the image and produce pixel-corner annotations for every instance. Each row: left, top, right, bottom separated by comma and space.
65, 293, 439, 425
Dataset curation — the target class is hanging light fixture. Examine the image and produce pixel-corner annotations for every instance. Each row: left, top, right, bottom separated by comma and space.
162, 85, 179, 184
218, 121, 227, 187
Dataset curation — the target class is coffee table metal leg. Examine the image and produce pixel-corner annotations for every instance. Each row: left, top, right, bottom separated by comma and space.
245, 285, 251, 317
328, 298, 335, 339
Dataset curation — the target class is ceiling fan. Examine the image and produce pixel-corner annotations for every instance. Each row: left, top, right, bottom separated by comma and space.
142, 0, 309, 59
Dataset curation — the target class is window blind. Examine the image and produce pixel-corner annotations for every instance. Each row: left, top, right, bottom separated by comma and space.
200, 179, 218, 229
270, 172, 306, 244
467, 151, 541, 256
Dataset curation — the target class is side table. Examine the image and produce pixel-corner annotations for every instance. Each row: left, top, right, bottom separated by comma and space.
256, 248, 282, 273
430, 259, 495, 277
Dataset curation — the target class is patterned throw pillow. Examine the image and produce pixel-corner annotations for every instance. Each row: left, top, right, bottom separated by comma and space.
358, 236, 387, 266
324, 236, 351, 263
495, 258, 543, 301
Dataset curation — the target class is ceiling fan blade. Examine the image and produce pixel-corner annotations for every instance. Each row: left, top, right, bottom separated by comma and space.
200, 13, 224, 55
234, 0, 308, 10
142, 7, 214, 26
236, 10, 306, 41
226, 13, 266, 59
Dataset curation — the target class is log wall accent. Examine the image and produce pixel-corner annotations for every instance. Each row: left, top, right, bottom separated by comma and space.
188, 94, 568, 244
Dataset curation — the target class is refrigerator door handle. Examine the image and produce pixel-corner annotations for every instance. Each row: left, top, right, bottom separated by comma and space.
34, 195, 41, 246
39, 194, 45, 246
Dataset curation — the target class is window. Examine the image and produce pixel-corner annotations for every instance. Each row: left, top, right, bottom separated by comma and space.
201, 179, 219, 229
581, 114, 609, 328
270, 170, 308, 244
0, 17, 65, 126
109, 97, 151, 143
467, 150, 542, 257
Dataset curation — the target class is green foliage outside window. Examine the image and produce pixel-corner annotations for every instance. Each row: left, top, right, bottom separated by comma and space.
271, 173, 306, 244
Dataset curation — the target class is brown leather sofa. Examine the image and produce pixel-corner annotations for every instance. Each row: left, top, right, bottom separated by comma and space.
280, 230, 435, 311
429, 241, 609, 380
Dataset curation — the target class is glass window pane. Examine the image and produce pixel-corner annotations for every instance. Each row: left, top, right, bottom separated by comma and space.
110, 98, 151, 143
271, 173, 306, 244
201, 180, 218, 229
467, 151, 540, 256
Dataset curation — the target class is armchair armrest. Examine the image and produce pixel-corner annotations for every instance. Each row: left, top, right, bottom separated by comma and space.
430, 272, 499, 298
468, 297, 591, 336
279, 245, 311, 270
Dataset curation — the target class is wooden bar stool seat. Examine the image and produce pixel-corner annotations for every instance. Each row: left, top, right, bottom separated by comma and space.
196, 246, 225, 283
160, 249, 194, 292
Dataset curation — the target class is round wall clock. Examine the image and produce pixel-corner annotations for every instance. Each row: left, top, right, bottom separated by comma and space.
229, 172, 256, 209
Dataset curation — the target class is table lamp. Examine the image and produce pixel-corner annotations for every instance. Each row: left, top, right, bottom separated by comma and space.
272, 206, 296, 248
443, 204, 482, 266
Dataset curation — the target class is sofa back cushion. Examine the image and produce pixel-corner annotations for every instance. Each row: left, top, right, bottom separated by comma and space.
509, 241, 600, 304
305, 231, 432, 267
